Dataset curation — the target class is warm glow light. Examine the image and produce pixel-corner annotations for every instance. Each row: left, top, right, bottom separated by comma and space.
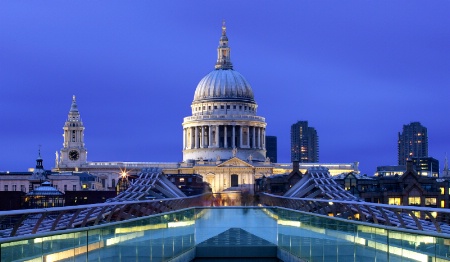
277, 220, 301, 227
115, 223, 167, 234
168, 220, 195, 228
106, 232, 144, 246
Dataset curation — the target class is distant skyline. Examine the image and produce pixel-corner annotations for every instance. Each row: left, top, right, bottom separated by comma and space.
0, 1, 449, 175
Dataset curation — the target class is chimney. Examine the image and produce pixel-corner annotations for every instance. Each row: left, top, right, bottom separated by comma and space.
406, 160, 414, 172
293, 160, 299, 172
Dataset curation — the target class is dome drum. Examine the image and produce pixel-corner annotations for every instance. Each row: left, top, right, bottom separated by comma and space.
183, 148, 266, 162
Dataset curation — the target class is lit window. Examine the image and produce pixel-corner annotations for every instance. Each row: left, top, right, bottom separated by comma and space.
388, 197, 401, 205
441, 200, 445, 208
180, 178, 185, 183
408, 197, 421, 206
425, 198, 436, 206
440, 187, 444, 194
82, 184, 87, 189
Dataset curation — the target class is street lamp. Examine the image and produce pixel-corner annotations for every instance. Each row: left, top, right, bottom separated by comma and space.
119, 171, 129, 193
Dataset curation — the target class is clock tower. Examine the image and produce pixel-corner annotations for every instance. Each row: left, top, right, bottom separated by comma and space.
58, 95, 88, 169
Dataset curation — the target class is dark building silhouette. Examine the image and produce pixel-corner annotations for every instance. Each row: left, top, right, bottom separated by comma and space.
265, 136, 277, 163
65, 191, 117, 206
255, 161, 302, 195
412, 157, 439, 177
376, 157, 439, 177
398, 122, 428, 165
290, 121, 318, 162
166, 174, 211, 196
335, 161, 450, 212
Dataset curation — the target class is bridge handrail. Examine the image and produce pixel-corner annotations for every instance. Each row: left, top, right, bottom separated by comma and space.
261, 193, 450, 214
0, 193, 212, 217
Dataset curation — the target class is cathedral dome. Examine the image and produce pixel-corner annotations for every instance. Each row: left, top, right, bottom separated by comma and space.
193, 69, 254, 103
182, 21, 267, 164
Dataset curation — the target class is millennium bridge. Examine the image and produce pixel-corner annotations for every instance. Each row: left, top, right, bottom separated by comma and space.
1, 167, 450, 261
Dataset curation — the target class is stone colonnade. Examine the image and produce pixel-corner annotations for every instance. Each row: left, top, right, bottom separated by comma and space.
183, 125, 266, 150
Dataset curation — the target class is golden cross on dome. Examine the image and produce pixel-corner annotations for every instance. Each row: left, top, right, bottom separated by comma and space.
222, 20, 226, 36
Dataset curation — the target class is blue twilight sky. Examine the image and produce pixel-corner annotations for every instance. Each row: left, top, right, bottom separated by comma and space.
0, 1, 449, 175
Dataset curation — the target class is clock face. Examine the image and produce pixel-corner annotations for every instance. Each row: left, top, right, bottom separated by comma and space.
69, 150, 80, 161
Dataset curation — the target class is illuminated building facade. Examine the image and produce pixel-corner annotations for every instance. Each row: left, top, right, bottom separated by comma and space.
41, 23, 358, 195
398, 122, 428, 165
290, 121, 318, 162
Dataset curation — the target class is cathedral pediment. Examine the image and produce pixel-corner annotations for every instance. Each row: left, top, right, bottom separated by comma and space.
217, 157, 253, 168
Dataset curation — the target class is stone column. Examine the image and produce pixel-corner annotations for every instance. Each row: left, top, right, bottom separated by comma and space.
262, 128, 265, 149
257, 127, 261, 149
200, 126, 204, 148
189, 127, 192, 149
239, 125, 243, 148
224, 125, 228, 148
195, 126, 199, 149
246, 126, 250, 148
215, 125, 219, 148
183, 128, 186, 149
232, 125, 236, 148
205, 126, 208, 148
252, 126, 256, 148
208, 125, 212, 148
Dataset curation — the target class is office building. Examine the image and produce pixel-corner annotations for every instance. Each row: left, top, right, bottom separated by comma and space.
290, 121, 318, 162
376, 157, 439, 177
398, 122, 428, 165
265, 136, 277, 163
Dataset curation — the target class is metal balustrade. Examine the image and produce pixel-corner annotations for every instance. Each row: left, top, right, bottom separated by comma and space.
2, 165, 450, 243
2, 207, 450, 262
0, 168, 209, 238
260, 194, 450, 234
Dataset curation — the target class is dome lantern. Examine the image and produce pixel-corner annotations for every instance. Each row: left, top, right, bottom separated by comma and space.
215, 20, 233, 70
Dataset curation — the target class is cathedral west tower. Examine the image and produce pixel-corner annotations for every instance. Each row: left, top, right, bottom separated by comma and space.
182, 22, 267, 162
58, 95, 88, 169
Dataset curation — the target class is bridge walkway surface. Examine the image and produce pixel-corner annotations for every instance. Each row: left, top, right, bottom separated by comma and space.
1, 207, 450, 262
